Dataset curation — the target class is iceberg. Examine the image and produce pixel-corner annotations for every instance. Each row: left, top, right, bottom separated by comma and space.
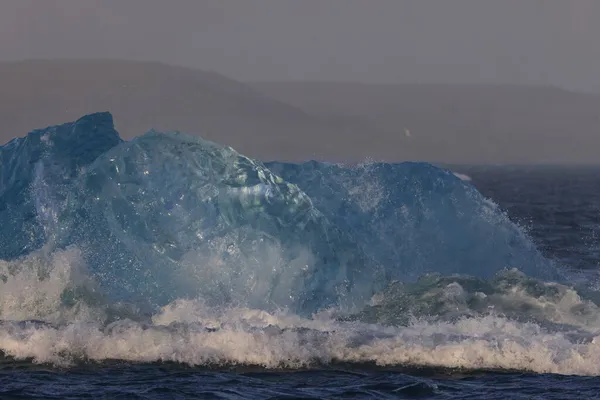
0, 113, 557, 316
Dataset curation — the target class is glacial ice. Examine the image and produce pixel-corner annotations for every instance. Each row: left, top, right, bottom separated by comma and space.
0, 113, 557, 315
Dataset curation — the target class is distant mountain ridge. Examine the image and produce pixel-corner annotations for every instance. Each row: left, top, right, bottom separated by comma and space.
254, 81, 600, 164
1, 59, 599, 164
0, 59, 362, 161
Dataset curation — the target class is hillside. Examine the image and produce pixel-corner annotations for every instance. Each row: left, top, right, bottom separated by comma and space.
254, 82, 600, 164
2, 60, 599, 164
0, 60, 371, 161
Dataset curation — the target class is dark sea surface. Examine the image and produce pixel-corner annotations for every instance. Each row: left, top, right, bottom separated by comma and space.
2, 114, 600, 399
462, 166, 600, 272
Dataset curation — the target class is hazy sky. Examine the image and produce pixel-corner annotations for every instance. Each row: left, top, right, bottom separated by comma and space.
1, 0, 599, 91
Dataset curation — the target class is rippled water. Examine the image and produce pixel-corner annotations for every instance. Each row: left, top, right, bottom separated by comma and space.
463, 166, 600, 276
4, 364, 600, 399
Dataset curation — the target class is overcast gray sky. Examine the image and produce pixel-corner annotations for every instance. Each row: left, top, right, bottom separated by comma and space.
1, 0, 599, 91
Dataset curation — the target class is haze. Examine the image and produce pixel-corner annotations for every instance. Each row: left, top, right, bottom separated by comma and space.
2, 0, 599, 90
1, 0, 599, 164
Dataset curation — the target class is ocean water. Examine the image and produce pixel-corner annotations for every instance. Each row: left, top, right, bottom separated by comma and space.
1, 113, 600, 399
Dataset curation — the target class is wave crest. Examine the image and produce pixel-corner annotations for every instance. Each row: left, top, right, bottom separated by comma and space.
0, 113, 590, 375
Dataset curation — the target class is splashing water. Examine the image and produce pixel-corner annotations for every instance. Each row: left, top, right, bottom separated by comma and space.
2, 113, 599, 376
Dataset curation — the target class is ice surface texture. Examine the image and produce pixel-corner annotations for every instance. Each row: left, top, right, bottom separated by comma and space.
0, 113, 556, 314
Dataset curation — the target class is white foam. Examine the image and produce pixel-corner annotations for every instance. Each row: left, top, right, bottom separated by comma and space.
1, 249, 599, 376
1, 300, 600, 376
0, 247, 104, 324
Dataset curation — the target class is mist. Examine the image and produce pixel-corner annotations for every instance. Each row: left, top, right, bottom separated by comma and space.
1, 0, 599, 91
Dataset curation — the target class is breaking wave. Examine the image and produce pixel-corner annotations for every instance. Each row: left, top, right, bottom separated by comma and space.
1, 113, 598, 376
